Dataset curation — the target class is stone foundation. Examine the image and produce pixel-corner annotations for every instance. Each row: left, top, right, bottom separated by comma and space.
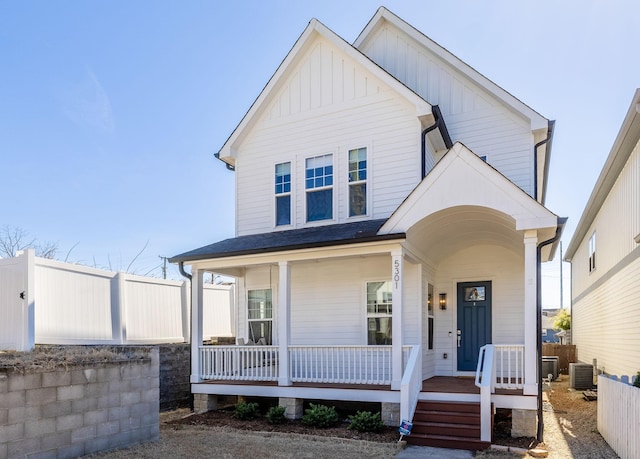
381, 402, 400, 426
512, 408, 537, 438
279, 397, 303, 419
193, 394, 218, 413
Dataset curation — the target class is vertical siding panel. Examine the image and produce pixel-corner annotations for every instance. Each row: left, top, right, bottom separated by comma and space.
310, 43, 322, 109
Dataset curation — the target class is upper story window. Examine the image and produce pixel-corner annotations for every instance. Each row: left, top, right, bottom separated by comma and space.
275, 162, 291, 226
588, 231, 596, 273
305, 154, 333, 222
348, 147, 367, 217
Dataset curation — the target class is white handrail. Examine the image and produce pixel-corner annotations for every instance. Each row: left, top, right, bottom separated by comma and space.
400, 345, 422, 423
475, 344, 494, 442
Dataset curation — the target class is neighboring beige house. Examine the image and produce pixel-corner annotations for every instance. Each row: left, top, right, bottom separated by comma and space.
565, 89, 640, 378
171, 8, 563, 449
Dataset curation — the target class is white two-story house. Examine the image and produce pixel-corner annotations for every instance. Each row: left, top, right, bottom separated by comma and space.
170, 7, 563, 450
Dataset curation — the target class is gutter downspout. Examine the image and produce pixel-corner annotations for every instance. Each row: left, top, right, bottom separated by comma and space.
535, 217, 567, 442
178, 261, 194, 410
533, 120, 554, 202
421, 105, 452, 179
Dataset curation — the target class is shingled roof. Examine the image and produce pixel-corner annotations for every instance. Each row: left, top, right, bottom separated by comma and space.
170, 219, 405, 263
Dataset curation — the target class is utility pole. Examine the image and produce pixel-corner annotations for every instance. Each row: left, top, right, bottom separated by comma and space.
559, 241, 563, 309
159, 255, 167, 279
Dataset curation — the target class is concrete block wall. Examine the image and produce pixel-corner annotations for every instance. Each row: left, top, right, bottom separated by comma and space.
158, 344, 190, 411
0, 348, 159, 458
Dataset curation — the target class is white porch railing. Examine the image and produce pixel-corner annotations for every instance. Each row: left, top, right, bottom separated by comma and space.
200, 345, 278, 381
400, 345, 422, 422
494, 344, 524, 389
289, 345, 392, 385
475, 344, 494, 442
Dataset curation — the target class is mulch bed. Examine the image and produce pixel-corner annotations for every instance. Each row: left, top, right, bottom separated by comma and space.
167, 406, 537, 449
166, 408, 399, 443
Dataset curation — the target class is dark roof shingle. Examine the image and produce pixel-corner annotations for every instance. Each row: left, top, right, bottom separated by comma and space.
170, 219, 404, 263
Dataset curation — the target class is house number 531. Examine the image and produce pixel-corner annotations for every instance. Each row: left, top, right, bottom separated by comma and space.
394, 259, 401, 288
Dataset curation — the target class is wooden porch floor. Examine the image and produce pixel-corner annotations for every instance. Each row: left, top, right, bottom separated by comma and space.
201, 376, 522, 395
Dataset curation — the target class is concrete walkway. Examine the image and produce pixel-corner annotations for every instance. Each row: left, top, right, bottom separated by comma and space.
395, 445, 474, 458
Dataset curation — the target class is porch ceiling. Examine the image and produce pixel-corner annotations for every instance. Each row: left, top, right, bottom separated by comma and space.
406, 206, 522, 263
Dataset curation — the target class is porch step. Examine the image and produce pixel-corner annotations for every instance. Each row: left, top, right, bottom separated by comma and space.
407, 401, 491, 451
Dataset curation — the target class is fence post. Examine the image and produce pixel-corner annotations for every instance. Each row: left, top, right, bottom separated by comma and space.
112, 272, 128, 344
22, 249, 36, 351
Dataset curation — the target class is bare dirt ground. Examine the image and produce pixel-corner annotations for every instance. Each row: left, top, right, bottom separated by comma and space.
85, 375, 619, 459
477, 375, 619, 458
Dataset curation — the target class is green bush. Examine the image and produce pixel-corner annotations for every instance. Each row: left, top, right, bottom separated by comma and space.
267, 405, 286, 424
347, 410, 384, 432
633, 371, 640, 388
302, 403, 339, 428
234, 402, 260, 420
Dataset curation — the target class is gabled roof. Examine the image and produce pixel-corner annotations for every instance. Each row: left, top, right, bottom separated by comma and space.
169, 219, 404, 263
565, 89, 640, 260
381, 142, 559, 233
216, 17, 433, 168
379, 142, 561, 261
354, 7, 549, 131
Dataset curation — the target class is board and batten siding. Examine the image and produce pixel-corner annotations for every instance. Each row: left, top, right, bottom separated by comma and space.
234, 36, 423, 236
571, 137, 640, 377
239, 255, 421, 346
359, 23, 535, 196
434, 244, 524, 376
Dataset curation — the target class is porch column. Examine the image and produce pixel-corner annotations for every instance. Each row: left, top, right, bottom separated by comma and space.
391, 249, 404, 390
190, 268, 204, 383
278, 261, 291, 386
523, 230, 538, 395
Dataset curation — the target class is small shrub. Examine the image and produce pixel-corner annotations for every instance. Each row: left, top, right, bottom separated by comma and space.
302, 403, 339, 428
267, 405, 286, 424
234, 402, 260, 420
633, 371, 640, 388
348, 410, 384, 432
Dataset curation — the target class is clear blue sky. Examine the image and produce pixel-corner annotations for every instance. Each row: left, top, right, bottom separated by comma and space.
1, 1, 638, 306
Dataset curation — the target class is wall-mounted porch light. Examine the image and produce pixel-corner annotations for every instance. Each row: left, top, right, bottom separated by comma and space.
439, 293, 447, 310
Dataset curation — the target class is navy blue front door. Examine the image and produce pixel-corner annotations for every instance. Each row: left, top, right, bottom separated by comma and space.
457, 281, 492, 371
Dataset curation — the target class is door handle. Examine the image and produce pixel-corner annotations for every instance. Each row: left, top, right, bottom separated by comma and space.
457, 330, 461, 348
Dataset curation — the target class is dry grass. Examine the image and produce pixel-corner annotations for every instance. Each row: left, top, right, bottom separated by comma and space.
85, 425, 399, 459
0, 345, 150, 374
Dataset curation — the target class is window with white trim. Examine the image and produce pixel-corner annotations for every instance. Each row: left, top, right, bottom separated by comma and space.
275, 162, 291, 226
247, 289, 272, 345
367, 281, 392, 345
305, 154, 333, 222
588, 231, 596, 273
348, 147, 367, 217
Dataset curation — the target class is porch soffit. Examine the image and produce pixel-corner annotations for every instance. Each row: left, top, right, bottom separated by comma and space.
380, 142, 558, 237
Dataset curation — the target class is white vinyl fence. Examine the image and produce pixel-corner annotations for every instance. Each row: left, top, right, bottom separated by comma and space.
0, 250, 234, 350
597, 374, 640, 459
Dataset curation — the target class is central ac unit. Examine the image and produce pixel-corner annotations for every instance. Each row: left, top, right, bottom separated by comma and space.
569, 363, 593, 389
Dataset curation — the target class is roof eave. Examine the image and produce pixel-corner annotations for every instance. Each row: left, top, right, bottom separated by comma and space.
169, 233, 406, 265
